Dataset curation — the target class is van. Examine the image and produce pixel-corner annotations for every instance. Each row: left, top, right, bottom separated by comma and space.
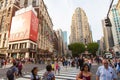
105, 53, 112, 59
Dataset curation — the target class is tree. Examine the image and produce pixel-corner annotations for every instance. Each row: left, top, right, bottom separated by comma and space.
68, 43, 85, 57
87, 42, 99, 56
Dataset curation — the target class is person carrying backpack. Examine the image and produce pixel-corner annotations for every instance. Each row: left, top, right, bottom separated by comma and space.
6, 62, 18, 80
43, 65, 55, 80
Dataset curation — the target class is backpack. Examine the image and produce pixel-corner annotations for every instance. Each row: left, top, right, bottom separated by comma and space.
42, 72, 54, 80
6, 66, 14, 77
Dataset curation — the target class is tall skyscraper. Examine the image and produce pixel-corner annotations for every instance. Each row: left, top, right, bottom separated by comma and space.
117, 0, 120, 15
108, 5, 120, 53
63, 31, 67, 45
109, 5, 120, 46
63, 31, 68, 55
102, 20, 109, 51
70, 7, 92, 44
102, 19, 114, 51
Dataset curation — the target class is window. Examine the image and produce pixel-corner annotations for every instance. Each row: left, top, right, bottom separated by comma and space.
11, 44, 18, 49
32, 0, 36, 7
20, 43, 27, 49
9, 44, 11, 49
7, 8, 11, 17
0, 2, 2, 9
14, 44, 18, 49
4, 33, 6, 40
24, 0, 28, 7
34, 45, 36, 49
30, 43, 33, 49
0, 35, 1, 45
0, 16, 5, 32
5, 0, 8, 7
12, 44, 15, 49
0, 2, 3, 9
3, 41, 5, 48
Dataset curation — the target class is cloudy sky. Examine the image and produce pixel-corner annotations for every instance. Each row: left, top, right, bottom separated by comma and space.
44, 0, 118, 43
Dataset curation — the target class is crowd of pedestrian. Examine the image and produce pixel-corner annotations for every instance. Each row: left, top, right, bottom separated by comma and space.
1, 55, 119, 80
75, 56, 120, 80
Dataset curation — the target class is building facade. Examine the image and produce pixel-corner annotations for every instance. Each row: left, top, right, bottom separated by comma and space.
0, 0, 20, 58
117, 0, 120, 15
98, 37, 105, 55
0, 0, 54, 58
70, 7, 92, 44
109, 5, 120, 53
110, 5, 120, 45
56, 29, 65, 56
102, 19, 110, 51
52, 30, 59, 56
62, 31, 68, 55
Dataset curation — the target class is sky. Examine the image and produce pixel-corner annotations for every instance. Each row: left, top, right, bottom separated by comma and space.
44, 0, 118, 43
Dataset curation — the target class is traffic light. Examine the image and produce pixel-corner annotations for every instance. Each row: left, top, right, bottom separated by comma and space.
105, 17, 112, 27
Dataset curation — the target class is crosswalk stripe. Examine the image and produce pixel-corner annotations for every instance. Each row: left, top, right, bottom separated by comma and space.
58, 74, 76, 77
17, 66, 78, 80
55, 75, 76, 80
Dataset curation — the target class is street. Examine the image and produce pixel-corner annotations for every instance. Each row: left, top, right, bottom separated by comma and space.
0, 63, 46, 79
17, 63, 99, 80
1, 63, 120, 80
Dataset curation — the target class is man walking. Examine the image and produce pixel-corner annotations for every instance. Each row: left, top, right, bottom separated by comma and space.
78, 56, 84, 70
96, 59, 117, 80
6, 62, 18, 80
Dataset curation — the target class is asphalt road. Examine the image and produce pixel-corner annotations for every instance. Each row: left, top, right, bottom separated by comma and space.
0, 63, 99, 79
0, 63, 46, 78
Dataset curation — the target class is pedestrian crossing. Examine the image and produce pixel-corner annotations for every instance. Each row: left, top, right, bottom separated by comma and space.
17, 66, 79, 80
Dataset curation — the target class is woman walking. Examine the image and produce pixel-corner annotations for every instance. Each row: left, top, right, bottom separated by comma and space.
31, 67, 40, 80
76, 63, 92, 80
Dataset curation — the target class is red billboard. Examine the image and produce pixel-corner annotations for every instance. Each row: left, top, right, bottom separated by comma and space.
9, 10, 38, 42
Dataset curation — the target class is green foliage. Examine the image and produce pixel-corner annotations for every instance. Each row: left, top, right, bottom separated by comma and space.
87, 42, 99, 56
68, 43, 85, 57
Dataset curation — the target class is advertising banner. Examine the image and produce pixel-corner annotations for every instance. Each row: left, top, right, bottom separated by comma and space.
9, 10, 38, 42
30, 11, 38, 42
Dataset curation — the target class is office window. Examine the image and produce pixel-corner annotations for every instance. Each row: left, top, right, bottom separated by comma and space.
7, 7, 11, 17
0, 16, 4, 32
20, 43, 26, 49
4, 33, 6, 40
0, 35, 1, 45
9, 44, 11, 49
24, 0, 28, 7
0, 2, 2, 9
30, 43, 33, 49
12, 44, 15, 49
0, 2, 3, 9
5, 0, 8, 7
32, 0, 36, 7
34, 45, 36, 49
3, 41, 5, 48
15, 44, 18, 49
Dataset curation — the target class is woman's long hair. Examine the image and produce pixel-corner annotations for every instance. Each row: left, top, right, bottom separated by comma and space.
31, 67, 38, 80
81, 63, 90, 72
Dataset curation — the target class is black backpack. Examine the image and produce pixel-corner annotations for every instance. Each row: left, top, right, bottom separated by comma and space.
6, 66, 14, 77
